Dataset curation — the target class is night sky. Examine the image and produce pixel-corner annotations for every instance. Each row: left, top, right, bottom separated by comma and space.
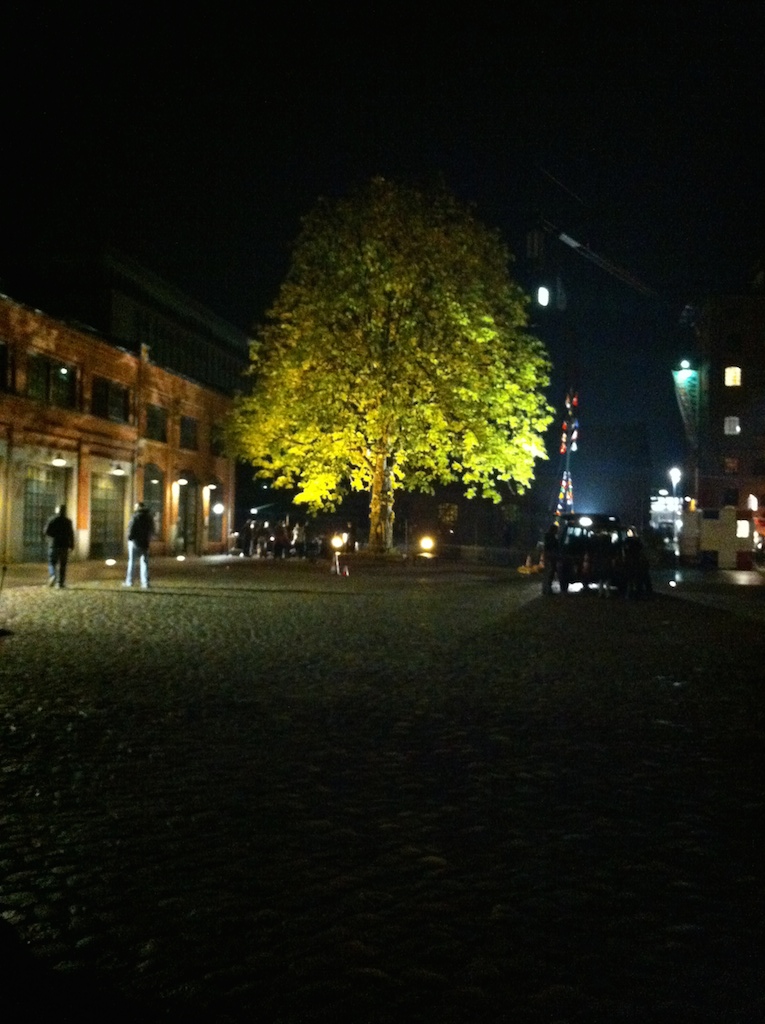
3, 4, 763, 508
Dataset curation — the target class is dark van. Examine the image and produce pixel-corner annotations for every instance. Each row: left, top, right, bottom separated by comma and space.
554, 513, 629, 594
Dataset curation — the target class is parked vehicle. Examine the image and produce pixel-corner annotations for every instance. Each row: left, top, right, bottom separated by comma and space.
554, 513, 630, 594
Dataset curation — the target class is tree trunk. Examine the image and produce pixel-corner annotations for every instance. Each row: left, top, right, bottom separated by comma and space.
368, 451, 394, 552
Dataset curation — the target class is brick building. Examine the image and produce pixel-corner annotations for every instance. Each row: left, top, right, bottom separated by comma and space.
0, 289, 239, 564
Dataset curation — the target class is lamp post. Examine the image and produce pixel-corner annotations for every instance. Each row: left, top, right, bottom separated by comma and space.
331, 534, 344, 575
669, 467, 682, 559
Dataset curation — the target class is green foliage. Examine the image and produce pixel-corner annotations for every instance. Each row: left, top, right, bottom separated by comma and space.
227, 178, 553, 533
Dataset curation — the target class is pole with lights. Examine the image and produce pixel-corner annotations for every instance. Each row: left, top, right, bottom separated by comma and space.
554, 391, 579, 519
669, 466, 682, 558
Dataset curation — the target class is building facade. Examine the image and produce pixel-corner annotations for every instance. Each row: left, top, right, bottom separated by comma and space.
0, 293, 237, 563
675, 293, 765, 566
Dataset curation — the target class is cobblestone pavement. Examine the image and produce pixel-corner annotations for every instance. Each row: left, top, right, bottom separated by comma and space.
1, 557, 763, 1022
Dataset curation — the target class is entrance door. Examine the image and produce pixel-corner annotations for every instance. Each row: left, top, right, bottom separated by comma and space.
90, 473, 126, 558
23, 465, 68, 562
176, 480, 198, 554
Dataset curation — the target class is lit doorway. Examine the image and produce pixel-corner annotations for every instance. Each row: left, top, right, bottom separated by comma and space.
90, 472, 126, 558
176, 474, 198, 554
23, 465, 68, 562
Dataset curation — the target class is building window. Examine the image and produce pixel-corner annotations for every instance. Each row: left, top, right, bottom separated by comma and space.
90, 472, 126, 559
210, 424, 226, 457
92, 376, 131, 423
145, 404, 168, 442
27, 352, 77, 408
724, 366, 742, 387
180, 415, 198, 451
23, 464, 68, 561
727, 331, 743, 358
724, 456, 740, 474
737, 519, 750, 539
143, 464, 164, 537
724, 416, 741, 436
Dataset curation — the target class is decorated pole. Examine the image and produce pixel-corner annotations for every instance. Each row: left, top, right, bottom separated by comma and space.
554, 391, 578, 519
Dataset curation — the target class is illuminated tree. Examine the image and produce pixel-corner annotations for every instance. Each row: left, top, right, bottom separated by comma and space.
227, 178, 553, 552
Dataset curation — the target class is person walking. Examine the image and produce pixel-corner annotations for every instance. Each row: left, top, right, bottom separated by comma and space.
124, 501, 154, 589
44, 504, 75, 588
291, 521, 306, 558
541, 521, 560, 595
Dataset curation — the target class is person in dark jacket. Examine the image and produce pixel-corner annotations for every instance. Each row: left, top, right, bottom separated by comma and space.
124, 502, 154, 589
44, 504, 75, 588
541, 521, 560, 595
623, 530, 653, 599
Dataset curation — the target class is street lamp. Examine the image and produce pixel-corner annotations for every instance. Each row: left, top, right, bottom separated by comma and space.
669, 467, 682, 557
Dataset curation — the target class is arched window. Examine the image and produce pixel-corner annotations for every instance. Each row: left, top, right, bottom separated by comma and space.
176, 470, 198, 553
143, 464, 164, 537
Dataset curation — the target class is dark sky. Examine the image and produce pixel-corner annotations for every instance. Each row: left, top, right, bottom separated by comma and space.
3, 4, 763, 500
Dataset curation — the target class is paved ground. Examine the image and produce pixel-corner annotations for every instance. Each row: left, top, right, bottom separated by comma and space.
1, 556, 763, 1022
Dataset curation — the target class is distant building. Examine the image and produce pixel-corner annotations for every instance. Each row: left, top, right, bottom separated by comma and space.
0, 255, 246, 562
11, 247, 250, 395
674, 292, 765, 567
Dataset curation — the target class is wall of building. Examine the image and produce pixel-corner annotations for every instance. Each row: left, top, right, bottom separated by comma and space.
696, 295, 765, 513
674, 293, 765, 566
683, 505, 754, 570
0, 294, 235, 563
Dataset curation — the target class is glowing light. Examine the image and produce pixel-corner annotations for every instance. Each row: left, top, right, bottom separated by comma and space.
331, 535, 343, 550
177, 477, 188, 486
105, 558, 116, 566
419, 535, 435, 551
212, 502, 225, 515
51, 454, 67, 467
674, 363, 697, 385
176, 554, 186, 561
537, 286, 550, 307
579, 516, 592, 527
